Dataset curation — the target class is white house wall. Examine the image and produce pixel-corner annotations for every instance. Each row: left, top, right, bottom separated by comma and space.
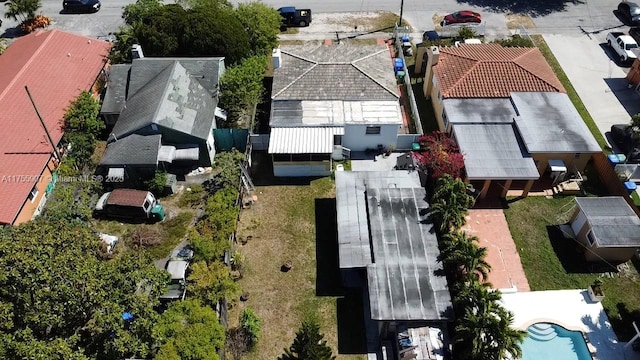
343, 124, 399, 151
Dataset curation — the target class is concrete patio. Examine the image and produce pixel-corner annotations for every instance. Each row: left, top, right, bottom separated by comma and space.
501, 290, 640, 360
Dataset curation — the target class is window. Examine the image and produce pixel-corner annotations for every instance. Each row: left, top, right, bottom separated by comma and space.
28, 186, 38, 202
442, 109, 449, 128
586, 230, 596, 247
143, 199, 151, 211
333, 134, 342, 146
151, 124, 158, 132
365, 126, 381, 135
437, 90, 442, 102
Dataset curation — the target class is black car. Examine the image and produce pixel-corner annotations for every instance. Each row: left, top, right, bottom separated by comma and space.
63, 0, 100, 13
422, 30, 441, 43
618, 1, 640, 25
610, 124, 640, 162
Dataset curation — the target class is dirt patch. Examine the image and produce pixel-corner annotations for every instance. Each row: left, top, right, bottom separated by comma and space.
506, 13, 535, 29
299, 11, 406, 34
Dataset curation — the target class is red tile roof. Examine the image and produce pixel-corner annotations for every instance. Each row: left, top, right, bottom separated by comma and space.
432, 44, 566, 98
0, 29, 110, 225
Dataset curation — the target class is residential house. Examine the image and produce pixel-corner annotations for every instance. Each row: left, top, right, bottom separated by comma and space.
335, 171, 453, 344
570, 197, 640, 262
420, 44, 601, 197
100, 56, 226, 176
269, 43, 404, 177
0, 29, 110, 225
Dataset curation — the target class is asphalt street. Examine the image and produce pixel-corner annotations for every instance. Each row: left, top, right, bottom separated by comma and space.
0, 0, 629, 39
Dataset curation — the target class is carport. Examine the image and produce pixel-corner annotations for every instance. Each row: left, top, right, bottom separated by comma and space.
452, 124, 539, 198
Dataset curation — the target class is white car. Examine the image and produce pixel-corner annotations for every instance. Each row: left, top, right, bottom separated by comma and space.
607, 31, 639, 62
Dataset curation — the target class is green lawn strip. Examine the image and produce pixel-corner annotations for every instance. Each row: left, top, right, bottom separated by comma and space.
504, 196, 640, 340
532, 35, 610, 152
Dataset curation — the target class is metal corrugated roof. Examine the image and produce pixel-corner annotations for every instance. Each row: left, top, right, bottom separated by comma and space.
268, 127, 344, 154
270, 100, 403, 127
453, 124, 539, 180
335, 171, 453, 321
575, 197, 640, 247
512, 92, 601, 153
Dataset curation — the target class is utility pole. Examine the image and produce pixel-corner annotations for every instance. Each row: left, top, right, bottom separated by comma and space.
398, 0, 404, 28
25, 86, 62, 161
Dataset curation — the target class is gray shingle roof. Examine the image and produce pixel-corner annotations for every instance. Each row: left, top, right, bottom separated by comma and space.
335, 171, 453, 321
272, 44, 399, 101
129, 57, 223, 96
112, 61, 217, 140
99, 134, 161, 166
453, 124, 539, 180
575, 197, 640, 247
512, 92, 601, 154
101, 64, 131, 114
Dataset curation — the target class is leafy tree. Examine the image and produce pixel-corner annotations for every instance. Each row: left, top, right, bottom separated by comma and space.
240, 308, 261, 349
122, 0, 163, 25
3, 0, 40, 23
187, 261, 240, 307
61, 91, 104, 172
235, 2, 281, 57
413, 131, 465, 179
153, 299, 225, 360
190, 228, 230, 263
219, 55, 267, 127
440, 232, 491, 282
181, 5, 249, 63
428, 174, 475, 232
0, 220, 167, 360
108, 25, 139, 64
278, 319, 335, 360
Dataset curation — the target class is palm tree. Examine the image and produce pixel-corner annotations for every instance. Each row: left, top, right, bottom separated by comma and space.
453, 280, 500, 312
428, 174, 475, 232
440, 232, 491, 282
4, 0, 41, 23
454, 301, 526, 360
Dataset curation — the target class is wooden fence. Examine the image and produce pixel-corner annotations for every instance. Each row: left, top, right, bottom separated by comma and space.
592, 153, 640, 217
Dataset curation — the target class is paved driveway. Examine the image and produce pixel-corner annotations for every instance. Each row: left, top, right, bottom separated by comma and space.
543, 32, 640, 146
462, 209, 530, 292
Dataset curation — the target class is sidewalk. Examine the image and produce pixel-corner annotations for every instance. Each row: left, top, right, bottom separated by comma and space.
543, 33, 640, 144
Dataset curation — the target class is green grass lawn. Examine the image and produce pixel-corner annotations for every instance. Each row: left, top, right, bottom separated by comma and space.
532, 35, 610, 152
504, 196, 640, 341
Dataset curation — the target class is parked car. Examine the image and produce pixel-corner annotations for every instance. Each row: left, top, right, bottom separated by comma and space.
618, 1, 640, 25
160, 259, 189, 302
606, 32, 638, 63
610, 124, 640, 162
278, 6, 311, 27
62, 0, 100, 13
174, 246, 194, 261
442, 11, 482, 26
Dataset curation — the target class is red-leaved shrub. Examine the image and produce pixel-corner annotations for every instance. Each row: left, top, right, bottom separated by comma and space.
412, 131, 465, 179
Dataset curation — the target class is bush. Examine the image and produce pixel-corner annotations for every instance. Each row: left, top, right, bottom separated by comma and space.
19, 14, 50, 33
145, 170, 168, 196
240, 308, 261, 350
128, 226, 164, 249
413, 131, 465, 179
493, 35, 534, 48
178, 184, 205, 207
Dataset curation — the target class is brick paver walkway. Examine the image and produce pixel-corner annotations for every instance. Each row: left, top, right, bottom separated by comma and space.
462, 209, 530, 292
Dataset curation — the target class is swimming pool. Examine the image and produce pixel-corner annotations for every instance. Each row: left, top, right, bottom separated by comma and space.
522, 322, 593, 360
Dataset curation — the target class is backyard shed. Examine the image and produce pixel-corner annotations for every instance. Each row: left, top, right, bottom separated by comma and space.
570, 197, 640, 262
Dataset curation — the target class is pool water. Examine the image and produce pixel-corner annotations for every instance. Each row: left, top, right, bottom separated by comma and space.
522, 323, 593, 360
